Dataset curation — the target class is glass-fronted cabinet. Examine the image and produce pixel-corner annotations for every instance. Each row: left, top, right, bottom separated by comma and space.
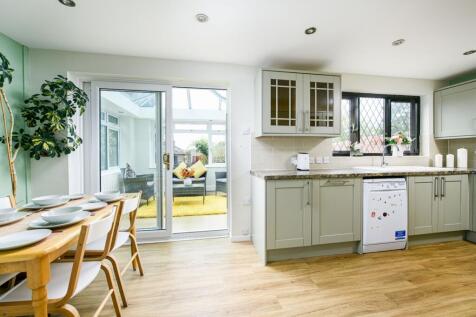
259, 70, 341, 136
262, 71, 302, 134
303, 74, 341, 135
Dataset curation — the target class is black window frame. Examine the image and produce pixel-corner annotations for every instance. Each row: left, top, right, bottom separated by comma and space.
333, 92, 420, 156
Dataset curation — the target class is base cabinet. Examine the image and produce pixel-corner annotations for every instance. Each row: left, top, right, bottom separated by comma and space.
409, 175, 469, 235
266, 180, 312, 249
312, 179, 361, 244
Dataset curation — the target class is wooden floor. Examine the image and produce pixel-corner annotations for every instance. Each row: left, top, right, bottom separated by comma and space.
71, 239, 476, 317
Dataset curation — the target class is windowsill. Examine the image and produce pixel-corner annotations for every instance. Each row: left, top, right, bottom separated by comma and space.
101, 168, 121, 175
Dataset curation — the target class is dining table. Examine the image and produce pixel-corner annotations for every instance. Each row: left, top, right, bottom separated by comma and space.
0, 195, 120, 317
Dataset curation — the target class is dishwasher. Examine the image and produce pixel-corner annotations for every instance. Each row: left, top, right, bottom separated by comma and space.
362, 178, 407, 253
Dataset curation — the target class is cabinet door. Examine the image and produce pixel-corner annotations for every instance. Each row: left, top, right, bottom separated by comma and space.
438, 175, 469, 232
434, 80, 476, 138
266, 180, 311, 249
262, 71, 302, 134
408, 176, 438, 235
312, 178, 361, 245
303, 74, 341, 135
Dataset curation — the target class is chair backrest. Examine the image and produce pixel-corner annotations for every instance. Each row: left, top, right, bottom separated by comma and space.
86, 207, 117, 245
118, 192, 142, 233
58, 223, 90, 307
0, 195, 14, 209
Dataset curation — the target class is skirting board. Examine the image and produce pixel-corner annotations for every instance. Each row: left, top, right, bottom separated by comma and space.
231, 235, 251, 242
408, 231, 465, 246
465, 231, 476, 243
267, 242, 360, 263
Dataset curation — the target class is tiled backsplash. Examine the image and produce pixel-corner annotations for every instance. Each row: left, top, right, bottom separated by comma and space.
251, 136, 430, 171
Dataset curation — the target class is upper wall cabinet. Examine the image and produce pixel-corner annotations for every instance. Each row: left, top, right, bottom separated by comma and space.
434, 79, 476, 139
256, 70, 341, 137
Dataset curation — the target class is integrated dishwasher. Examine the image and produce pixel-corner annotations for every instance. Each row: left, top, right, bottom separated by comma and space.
362, 178, 408, 253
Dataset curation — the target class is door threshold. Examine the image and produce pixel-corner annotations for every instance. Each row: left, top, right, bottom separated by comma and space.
138, 229, 229, 244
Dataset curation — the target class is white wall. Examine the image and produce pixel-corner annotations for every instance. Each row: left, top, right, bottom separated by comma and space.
29, 49, 254, 239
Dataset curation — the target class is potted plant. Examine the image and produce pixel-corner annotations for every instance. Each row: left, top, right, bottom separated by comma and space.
386, 131, 413, 157
0, 51, 88, 198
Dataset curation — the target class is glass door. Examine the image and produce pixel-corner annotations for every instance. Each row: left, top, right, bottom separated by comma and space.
90, 81, 172, 238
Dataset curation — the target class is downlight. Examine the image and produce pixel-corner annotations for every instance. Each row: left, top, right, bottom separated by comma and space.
58, 0, 76, 7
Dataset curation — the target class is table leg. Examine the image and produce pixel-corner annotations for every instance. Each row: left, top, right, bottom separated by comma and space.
27, 257, 50, 317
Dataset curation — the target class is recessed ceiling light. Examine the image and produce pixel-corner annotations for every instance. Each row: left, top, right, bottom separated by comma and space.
58, 0, 76, 7
305, 27, 317, 35
392, 39, 405, 46
463, 50, 476, 56
196, 13, 209, 23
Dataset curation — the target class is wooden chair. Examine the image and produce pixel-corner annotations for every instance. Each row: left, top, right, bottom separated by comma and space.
0, 195, 18, 289
79, 194, 144, 308
0, 209, 122, 317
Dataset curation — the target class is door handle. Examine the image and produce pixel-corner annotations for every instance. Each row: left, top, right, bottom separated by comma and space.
163, 153, 171, 170
440, 177, 445, 198
324, 180, 348, 186
434, 177, 439, 199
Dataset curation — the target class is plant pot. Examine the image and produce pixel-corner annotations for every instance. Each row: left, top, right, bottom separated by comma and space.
392, 144, 408, 157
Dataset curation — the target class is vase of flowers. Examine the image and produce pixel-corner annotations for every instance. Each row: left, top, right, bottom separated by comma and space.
350, 142, 363, 156
386, 132, 412, 157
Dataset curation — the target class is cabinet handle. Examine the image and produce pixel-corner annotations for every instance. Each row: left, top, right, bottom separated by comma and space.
434, 177, 439, 199
307, 181, 311, 206
325, 180, 348, 186
441, 177, 445, 198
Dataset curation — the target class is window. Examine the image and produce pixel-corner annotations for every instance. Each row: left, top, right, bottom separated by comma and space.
100, 112, 120, 170
332, 93, 420, 156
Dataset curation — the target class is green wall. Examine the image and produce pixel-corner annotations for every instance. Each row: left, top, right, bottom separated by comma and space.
0, 33, 30, 204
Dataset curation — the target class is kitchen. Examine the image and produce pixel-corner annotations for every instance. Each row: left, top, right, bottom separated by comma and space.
1, 1, 476, 316
251, 69, 476, 264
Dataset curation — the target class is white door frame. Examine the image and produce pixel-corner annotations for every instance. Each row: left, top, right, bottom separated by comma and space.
87, 81, 173, 238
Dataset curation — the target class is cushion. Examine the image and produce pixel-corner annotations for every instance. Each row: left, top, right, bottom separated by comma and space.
191, 160, 207, 179
173, 162, 187, 179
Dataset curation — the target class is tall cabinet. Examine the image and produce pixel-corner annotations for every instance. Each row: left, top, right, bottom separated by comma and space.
257, 70, 341, 136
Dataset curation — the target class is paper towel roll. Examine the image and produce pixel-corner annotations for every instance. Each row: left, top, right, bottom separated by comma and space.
457, 148, 468, 168
446, 154, 454, 168
435, 154, 443, 168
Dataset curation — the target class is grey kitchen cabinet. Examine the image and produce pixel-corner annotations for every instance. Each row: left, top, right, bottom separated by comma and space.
438, 175, 470, 232
434, 79, 476, 139
257, 69, 341, 137
266, 180, 312, 250
408, 176, 438, 235
409, 175, 469, 235
312, 178, 362, 244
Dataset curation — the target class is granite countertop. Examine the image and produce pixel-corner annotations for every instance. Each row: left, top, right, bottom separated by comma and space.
250, 166, 475, 180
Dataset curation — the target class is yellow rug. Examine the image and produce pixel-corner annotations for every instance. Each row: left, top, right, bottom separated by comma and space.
138, 195, 227, 218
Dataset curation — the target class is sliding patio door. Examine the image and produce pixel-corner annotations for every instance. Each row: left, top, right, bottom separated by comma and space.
89, 82, 173, 237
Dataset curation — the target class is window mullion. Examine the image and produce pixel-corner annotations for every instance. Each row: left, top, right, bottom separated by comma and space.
384, 98, 392, 155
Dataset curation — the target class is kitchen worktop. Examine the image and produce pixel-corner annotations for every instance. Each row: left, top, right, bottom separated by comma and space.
250, 166, 475, 180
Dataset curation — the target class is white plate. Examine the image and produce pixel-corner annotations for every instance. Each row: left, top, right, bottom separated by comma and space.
21, 199, 70, 210
68, 193, 85, 200
0, 229, 52, 251
79, 202, 108, 211
29, 211, 89, 229
0, 212, 30, 226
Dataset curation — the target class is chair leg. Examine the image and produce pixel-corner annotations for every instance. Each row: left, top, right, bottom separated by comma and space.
130, 231, 138, 272
106, 255, 128, 308
53, 304, 80, 317
101, 264, 122, 317
130, 235, 145, 276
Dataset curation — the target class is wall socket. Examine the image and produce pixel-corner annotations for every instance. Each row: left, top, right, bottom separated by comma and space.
315, 156, 323, 164
323, 156, 330, 164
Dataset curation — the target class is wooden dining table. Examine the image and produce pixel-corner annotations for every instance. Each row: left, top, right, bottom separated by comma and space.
0, 195, 119, 317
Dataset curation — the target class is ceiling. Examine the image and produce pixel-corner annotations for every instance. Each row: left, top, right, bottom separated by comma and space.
1, 0, 475, 80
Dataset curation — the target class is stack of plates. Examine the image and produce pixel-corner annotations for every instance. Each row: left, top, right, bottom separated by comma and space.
0, 229, 52, 251
29, 210, 89, 229
94, 191, 123, 203
0, 208, 29, 226
22, 195, 70, 210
